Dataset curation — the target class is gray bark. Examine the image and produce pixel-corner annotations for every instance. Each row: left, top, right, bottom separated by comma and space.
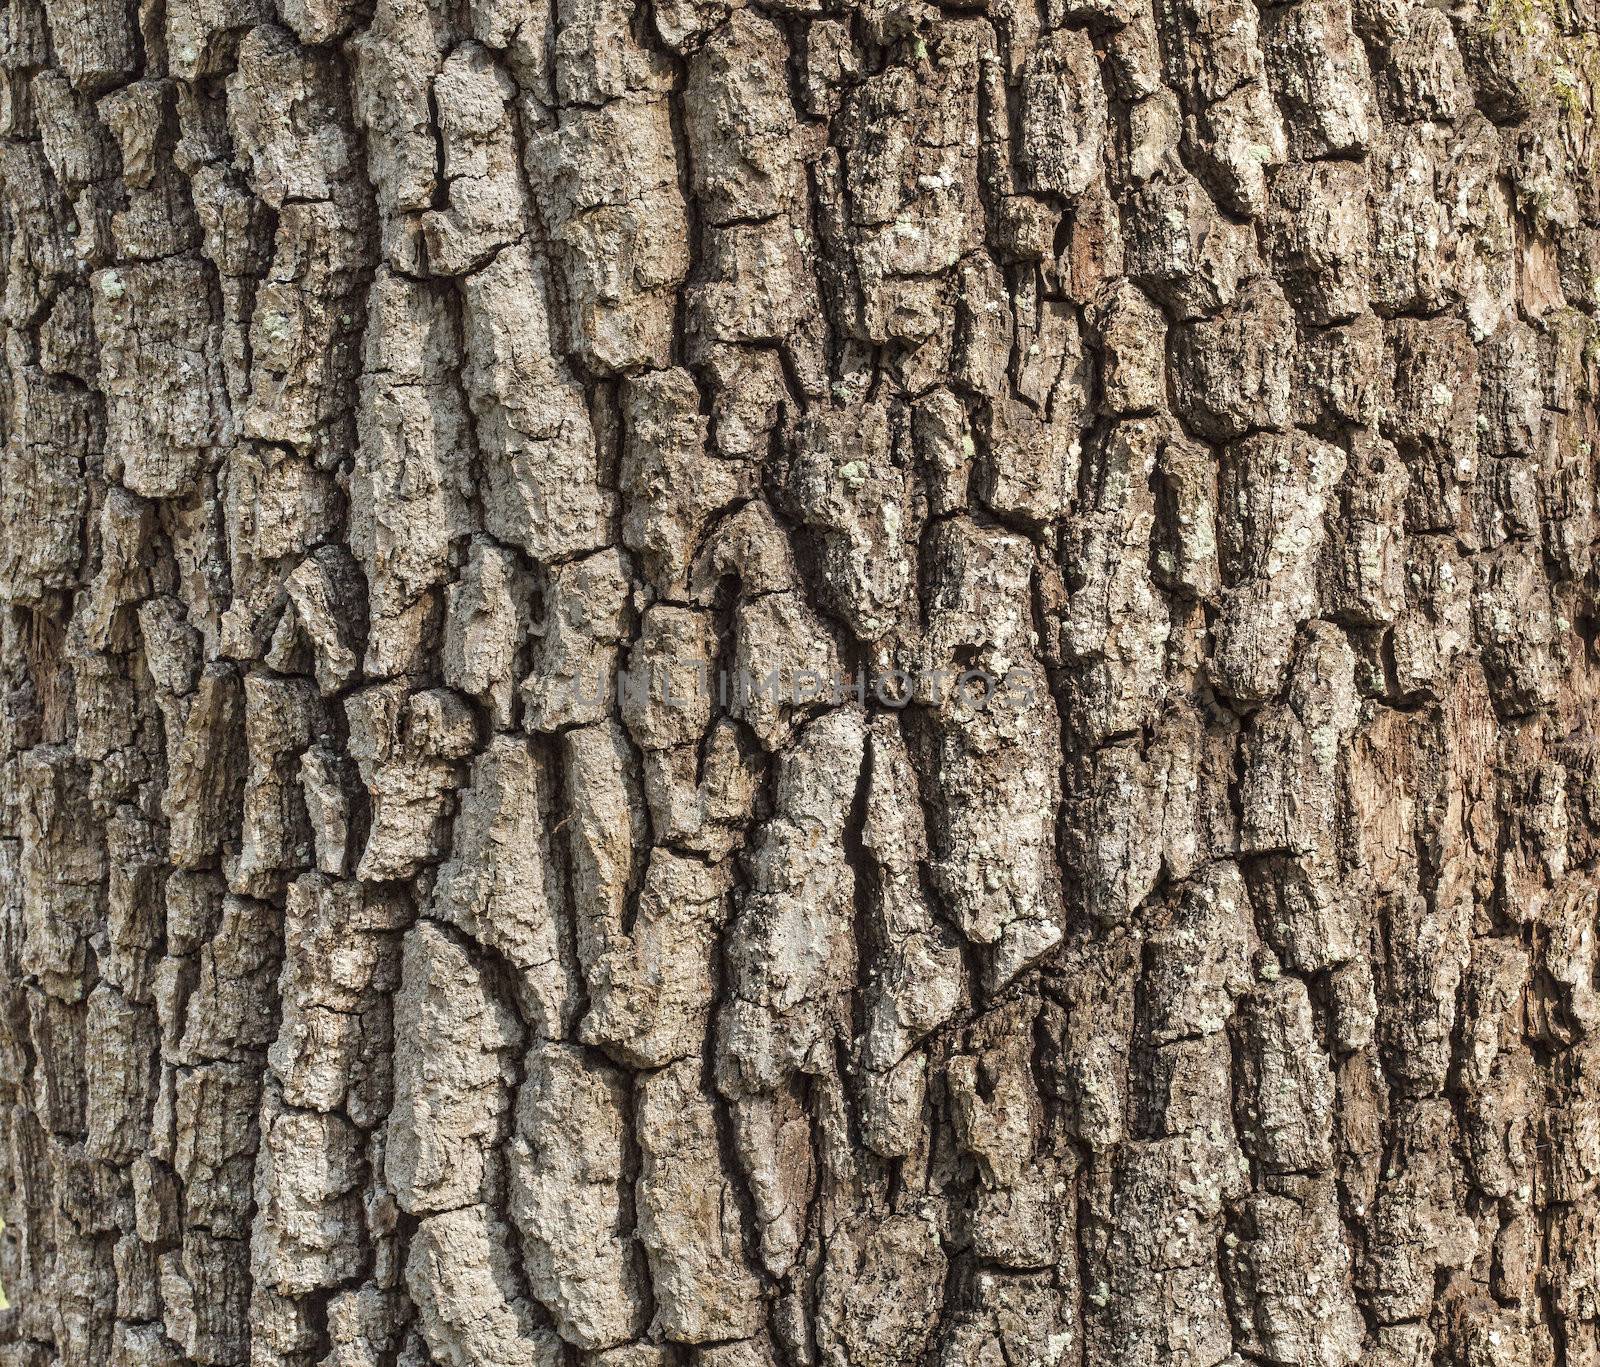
1, 0, 1599, 1363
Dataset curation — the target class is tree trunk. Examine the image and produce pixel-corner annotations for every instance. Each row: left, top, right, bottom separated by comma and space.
2, 0, 1599, 1361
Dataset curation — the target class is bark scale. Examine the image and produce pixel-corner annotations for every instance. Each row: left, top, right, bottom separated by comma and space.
0, 0, 1598, 1363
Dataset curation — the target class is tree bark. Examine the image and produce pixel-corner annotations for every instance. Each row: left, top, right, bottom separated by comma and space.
2, 0, 1599, 1362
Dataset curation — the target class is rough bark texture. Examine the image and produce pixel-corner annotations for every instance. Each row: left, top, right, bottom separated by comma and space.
1, 0, 1600, 1361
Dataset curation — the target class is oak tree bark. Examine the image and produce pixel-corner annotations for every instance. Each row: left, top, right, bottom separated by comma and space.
1, 0, 1599, 1362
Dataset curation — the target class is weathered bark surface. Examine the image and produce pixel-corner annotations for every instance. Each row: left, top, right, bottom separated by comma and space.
2, 0, 1600, 1360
